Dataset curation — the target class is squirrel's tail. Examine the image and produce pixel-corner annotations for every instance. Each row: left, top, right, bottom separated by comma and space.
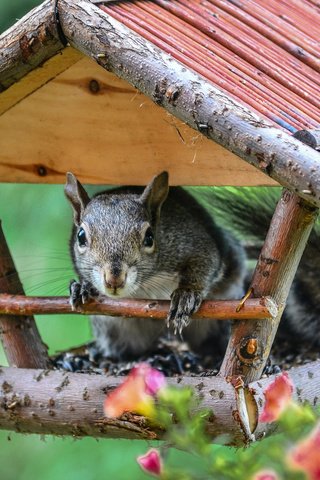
193, 185, 320, 256
191, 186, 279, 246
191, 186, 320, 349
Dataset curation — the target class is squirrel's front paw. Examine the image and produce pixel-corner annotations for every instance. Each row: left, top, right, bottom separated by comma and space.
167, 288, 202, 335
69, 280, 99, 310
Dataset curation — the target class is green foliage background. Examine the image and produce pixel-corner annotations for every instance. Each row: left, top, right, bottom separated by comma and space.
0, 0, 41, 33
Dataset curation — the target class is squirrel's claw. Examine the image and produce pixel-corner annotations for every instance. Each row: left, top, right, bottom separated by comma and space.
69, 280, 81, 310
167, 288, 202, 336
69, 280, 99, 310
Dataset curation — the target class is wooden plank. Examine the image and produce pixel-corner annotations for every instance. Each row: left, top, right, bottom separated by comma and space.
0, 47, 83, 116
0, 57, 277, 186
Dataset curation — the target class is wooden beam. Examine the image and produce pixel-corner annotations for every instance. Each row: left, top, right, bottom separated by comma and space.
0, 57, 278, 186
0, 224, 49, 368
0, 366, 249, 443
219, 190, 318, 382
0, 294, 278, 320
0, 360, 319, 444
53, 0, 320, 205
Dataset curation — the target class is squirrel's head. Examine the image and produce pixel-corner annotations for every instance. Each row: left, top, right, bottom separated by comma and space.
65, 172, 169, 298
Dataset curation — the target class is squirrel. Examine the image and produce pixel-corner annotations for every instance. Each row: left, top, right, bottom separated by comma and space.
64, 171, 246, 360
199, 186, 320, 349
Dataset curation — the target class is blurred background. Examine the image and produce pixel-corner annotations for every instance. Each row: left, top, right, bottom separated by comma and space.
0, 0, 40, 33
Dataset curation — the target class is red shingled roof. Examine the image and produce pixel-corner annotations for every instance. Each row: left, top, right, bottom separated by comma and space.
101, 0, 320, 134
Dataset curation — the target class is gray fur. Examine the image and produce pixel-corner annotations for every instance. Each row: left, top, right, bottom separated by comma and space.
65, 172, 246, 359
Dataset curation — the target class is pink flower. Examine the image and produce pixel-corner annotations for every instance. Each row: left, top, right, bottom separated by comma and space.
287, 423, 320, 480
259, 372, 294, 423
137, 448, 163, 477
145, 367, 166, 396
104, 363, 166, 418
253, 470, 279, 480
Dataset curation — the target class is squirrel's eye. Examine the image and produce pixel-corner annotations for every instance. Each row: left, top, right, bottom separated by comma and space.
143, 227, 154, 248
77, 227, 87, 247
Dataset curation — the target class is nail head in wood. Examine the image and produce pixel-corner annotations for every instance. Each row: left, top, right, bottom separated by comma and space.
293, 129, 320, 150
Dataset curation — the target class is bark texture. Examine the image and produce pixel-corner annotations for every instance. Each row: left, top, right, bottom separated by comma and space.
0, 295, 277, 320
220, 191, 318, 382
0, 224, 49, 368
0, 0, 64, 91
0, 361, 319, 444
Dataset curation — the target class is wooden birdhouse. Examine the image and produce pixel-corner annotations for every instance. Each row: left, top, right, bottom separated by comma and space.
0, 0, 320, 445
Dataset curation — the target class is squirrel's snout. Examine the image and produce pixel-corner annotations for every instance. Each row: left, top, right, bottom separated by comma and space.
104, 272, 127, 292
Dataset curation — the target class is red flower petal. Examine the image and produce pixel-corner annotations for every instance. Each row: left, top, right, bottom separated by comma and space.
259, 372, 294, 423
253, 470, 279, 480
137, 448, 163, 477
104, 363, 166, 418
104, 369, 149, 417
287, 423, 320, 480
145, 367, 166, 396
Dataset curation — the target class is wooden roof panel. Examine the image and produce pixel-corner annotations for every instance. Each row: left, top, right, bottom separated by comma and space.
0, 57, 277, 185
1, 0, 320, 198
101, 0, 320, 133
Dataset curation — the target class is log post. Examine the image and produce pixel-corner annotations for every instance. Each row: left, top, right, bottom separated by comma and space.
219, 190, 318, 382
0, 360, 319, 443
0, 223, 49, 368
0, 0, 65, 91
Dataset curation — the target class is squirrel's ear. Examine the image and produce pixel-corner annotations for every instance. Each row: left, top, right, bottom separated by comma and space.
64, 172, 90, 225
140, 171, 169, 223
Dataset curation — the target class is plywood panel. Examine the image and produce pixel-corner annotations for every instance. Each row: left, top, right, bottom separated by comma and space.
0, 56, 277, 186
0, 47, 83, 116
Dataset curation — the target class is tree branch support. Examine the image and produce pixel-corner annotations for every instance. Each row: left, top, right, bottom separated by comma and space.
0, 223, 49, 368
220, 190, 318, 382
0, 0, 65, 91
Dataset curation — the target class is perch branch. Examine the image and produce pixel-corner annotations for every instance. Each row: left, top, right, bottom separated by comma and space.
0, 224, 49, 368
0, 294, 277, 320
220, 190, 318, 382
0, 360, 319, 444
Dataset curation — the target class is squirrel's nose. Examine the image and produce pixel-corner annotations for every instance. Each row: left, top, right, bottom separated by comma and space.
105, 273, 126, 290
